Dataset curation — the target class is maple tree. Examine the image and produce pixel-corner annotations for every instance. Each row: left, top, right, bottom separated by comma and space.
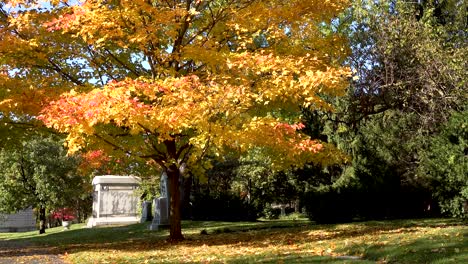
1, 0, 350, 240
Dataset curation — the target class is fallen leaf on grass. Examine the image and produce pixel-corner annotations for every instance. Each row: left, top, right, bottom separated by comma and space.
431, 248, 446, 253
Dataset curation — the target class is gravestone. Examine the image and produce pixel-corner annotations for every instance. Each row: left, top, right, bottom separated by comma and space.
0, 208, 36, 232
280, 204, 286, 217
140, 201, 152, 223
87, 175, 141, 227
149, 171, 170, 230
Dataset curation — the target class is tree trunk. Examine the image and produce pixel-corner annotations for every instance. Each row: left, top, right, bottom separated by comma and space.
167, 164, 184, 241
39, 205, 46, 234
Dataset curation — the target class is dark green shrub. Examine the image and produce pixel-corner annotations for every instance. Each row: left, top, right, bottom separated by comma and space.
262, 207, 281, 220
190, 192, 260, 221
302, 188, 356, 223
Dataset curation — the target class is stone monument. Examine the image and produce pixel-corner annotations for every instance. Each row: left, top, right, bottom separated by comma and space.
140, 200, 152, 223
149, 171, 170, 230
87, 175, 141, 227
0, 207, 36, 232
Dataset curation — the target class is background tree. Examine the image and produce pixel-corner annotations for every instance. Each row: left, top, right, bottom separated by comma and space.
0, 136, 86, 233
300, 0, 466, 221
418, 109, 468, 218
190, 150, 300, 221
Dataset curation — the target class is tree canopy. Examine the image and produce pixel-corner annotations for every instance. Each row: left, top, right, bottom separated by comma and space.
1, 0, 351, 240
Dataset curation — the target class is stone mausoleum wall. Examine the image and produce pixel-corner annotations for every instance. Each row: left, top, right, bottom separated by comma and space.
0, 208, 36, 232
87, 175, 141, 227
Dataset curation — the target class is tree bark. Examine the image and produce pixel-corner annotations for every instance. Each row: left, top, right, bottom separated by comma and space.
167, 164, 184, 241
39, 205, 46, 234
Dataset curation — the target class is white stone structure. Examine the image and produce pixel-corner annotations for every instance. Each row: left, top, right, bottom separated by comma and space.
87, 175, 141, 227
0, 208, 36, 232
149, 171, 170, 230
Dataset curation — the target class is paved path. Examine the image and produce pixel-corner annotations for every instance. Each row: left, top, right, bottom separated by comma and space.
0, 240, 67, 264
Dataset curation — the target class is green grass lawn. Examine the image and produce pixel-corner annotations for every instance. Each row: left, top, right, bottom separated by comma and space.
1, 218, 466, 263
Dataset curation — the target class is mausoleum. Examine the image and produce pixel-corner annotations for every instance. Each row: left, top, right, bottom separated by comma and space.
87, 175, 141, 227
0, 208, 36, 232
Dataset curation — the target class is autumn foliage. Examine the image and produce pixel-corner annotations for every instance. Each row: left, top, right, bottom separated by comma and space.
1, 0, 350, 240
51, 207, 75, 221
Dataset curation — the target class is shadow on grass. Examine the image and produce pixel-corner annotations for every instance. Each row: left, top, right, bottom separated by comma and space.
2, 223, 161, 243
0, 223, 167, 259
198, 254, 374, 264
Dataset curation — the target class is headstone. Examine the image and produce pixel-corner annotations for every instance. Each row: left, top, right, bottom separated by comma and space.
160, 172, 169, 198
280, 204, 286, 217
155, 197, 169, 223
140, 201, 152, 223
86, 175, 141, 227
149, 171, 170, 230
0, 208, 36, 232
